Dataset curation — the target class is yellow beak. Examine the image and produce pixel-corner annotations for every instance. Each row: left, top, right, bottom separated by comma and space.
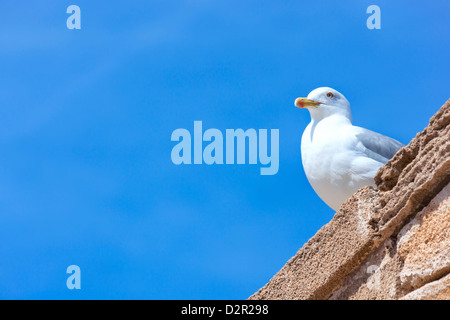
295, 97, 321, 109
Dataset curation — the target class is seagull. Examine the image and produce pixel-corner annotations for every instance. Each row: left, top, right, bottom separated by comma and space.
295, 87, 404, 211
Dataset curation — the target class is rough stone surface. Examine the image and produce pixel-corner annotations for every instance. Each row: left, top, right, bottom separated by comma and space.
397, 184, 450, 291
400, 273, 450, 300
249, 99, 450, 300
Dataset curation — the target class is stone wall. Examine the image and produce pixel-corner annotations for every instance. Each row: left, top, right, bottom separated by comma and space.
249, 99, 450, 300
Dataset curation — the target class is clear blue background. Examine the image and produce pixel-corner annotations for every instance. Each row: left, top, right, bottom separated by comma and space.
0, 1, 448, 299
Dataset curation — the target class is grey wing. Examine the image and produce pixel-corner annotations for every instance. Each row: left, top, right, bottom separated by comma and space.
354, 127, 404, 163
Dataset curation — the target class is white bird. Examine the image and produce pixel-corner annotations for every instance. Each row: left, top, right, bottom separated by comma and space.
295, 87, 404, 211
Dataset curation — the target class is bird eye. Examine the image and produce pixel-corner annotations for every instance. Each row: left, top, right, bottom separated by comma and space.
326, 92, 334, 98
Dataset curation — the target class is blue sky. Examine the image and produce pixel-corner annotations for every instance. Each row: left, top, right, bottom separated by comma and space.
0, 1, 449, 299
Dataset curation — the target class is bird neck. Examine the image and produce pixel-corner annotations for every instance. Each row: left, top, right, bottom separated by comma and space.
308, 105, 352, 123
310, 112, 353, 126
307, 114, 353, 144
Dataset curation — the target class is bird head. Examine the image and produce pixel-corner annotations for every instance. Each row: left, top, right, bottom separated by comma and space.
295, 87, 352, 122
